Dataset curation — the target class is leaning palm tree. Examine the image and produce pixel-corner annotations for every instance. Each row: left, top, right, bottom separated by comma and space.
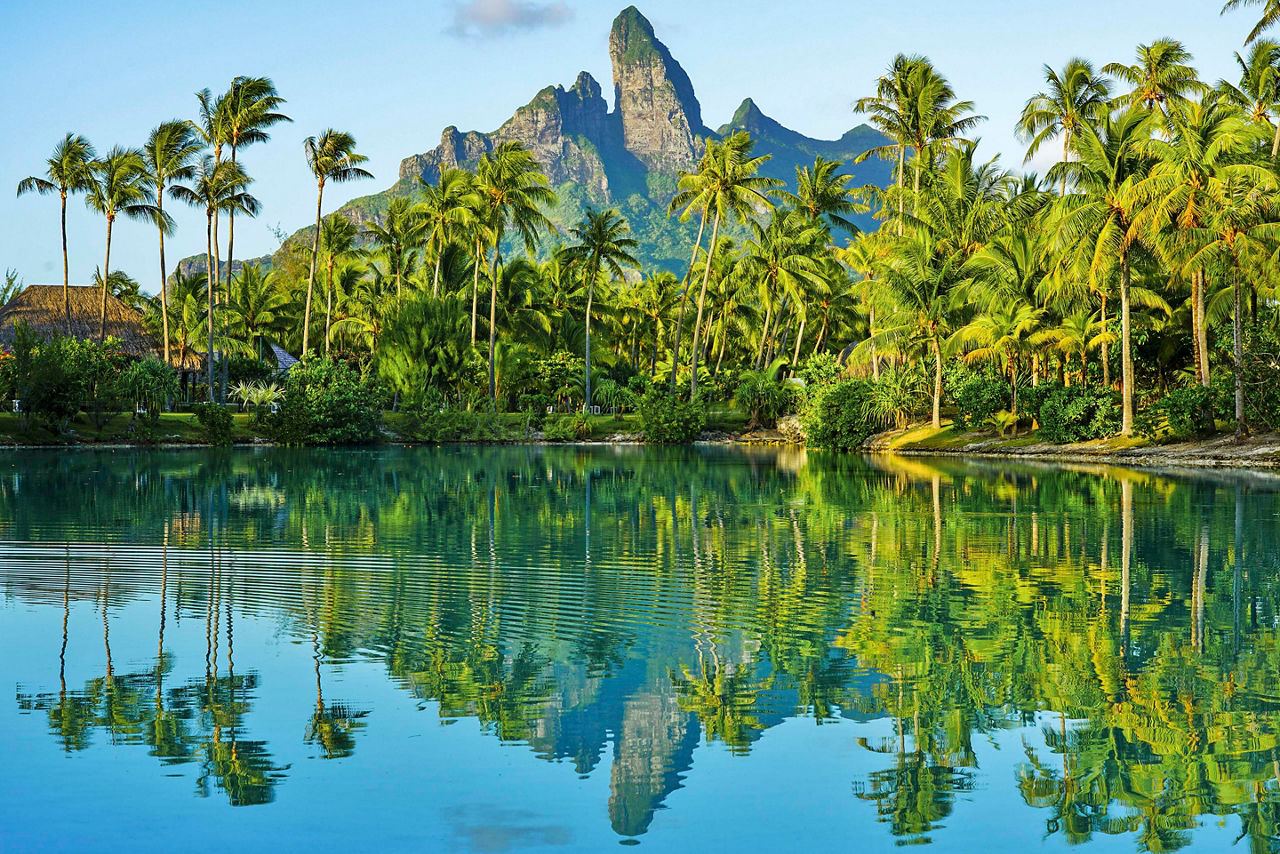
170, 156, 258, 400
143, 121, 203, 365
1223, 0, 1280, 45
417, 168, 475, 297
672, 131, 780, 396
1048, 108, 1156, 434
16, 133, 97, 329
1017, 59, 1111, 192
1104, 39, 1207, 117
83, 147, 168, 343
473, 141, 555, 400
301, 130, 373, 357
561, 208, 640, 411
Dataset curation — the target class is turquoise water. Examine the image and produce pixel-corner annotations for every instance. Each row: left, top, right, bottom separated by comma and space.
1, 446, 1277, 852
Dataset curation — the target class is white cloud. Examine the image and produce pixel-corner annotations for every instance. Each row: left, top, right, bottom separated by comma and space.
447, 0, 572, 38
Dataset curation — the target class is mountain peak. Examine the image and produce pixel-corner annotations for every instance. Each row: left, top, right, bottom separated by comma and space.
608, 6, 706, 171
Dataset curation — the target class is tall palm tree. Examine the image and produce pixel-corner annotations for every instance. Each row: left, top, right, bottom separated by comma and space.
83, 147, 167, 343
856, 54, 926, 233
1049, 108, 1156, 434
1223, 0, 1280, 45
364, 197, 426, 299
562, 208, 639, 411
473, 141, 555, 400
16, 133, 97, 329
737, 210, 825, 370
672, 131, 780, 396
301, 130, 373, 357
1104, 39, 1207, 116
784, 156, 866, 236
143, 121, 203, 365
319, 213, 363, 355
225, 264, 288, 360
1218, 39, 1280, 157
191, 88, 231, 301
170, 156, 258, 399
1017, 59, 1111, 192
417, 168, 475, 297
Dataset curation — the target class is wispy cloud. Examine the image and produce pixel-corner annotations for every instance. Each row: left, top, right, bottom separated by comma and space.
447, 0, 572, 38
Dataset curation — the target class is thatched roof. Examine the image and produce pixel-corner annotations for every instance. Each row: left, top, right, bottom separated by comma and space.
0, 285, 204, 371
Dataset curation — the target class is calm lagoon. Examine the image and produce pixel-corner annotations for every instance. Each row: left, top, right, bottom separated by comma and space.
0, 446, 1276, 852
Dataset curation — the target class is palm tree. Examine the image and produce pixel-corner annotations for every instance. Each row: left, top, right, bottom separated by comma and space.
784, 156, 866, 236
1218, 39, 1280, 157
83, 147, 167, 343
16, 133, 97, 329
417, 168, 475, 297
301, 130, 373, 357
319, 213, 363, 354
562, 208, 639, 411
672, 131, 780, 396
1017, 59, 1111, 192
1049, 108, 1156, 434
1223, 0, 1280, 45
473, 141, 555, 400
226, 264, 289, 360
856, 54, 926, 233
737, 210, 825, 370
953, 302, 1045, 418
143, 121, 203, 365
1104, 39, 1207, 116
364, 197, 425, 299
170, 156, 258, 399
191, 88, 231, 298
1184, 171, 1280, 437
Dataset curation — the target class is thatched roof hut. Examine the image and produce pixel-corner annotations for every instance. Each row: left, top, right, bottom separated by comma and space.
0, 285, 203, 370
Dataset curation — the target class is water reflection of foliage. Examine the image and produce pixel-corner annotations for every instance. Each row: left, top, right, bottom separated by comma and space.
5, 447, 1280, 847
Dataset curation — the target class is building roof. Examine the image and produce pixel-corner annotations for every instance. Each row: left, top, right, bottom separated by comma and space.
0, 285, 203, 370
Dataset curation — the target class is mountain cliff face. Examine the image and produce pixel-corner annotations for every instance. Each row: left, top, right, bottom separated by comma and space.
285, 6, 891, 272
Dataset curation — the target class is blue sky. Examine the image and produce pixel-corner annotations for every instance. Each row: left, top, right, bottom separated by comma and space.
0, 0, 1257, 293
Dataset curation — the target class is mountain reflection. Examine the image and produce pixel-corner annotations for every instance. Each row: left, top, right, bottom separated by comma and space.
2, 446, 1279, 849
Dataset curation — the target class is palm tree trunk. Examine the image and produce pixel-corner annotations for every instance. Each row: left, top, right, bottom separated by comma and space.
1197, 272, 1210, 388
671, 214, 708, 393
99, 216, 113, 344
60, 190, 70, 333
488, 242, 501, 402
1234, 262, 1245, 438
470, 238, 482, 346
869, 304, 879, 381
1271, 121, 1280, 160
584, 267, 596, 412
790, 314, 807, 370
324, 257, 335, 356
1190, 270, 1204, 386
432, 233, 443, 298
1120, 251, 1133, 435
931, 335, 943, 429
895, 146, 905, 237
753, 298, 773, 370
206, 213, 216, 401
158, 190, 171, 367
223, 148, 237, 401
689, 212, 722, 398
1100, 293, 1110, 389
302, 184, 324, 358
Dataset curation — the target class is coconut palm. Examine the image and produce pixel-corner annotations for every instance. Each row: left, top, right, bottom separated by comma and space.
671, 132, 780, 396
1048, 108, 1156, 434
143, 121, 203, 365
318, 213, 364, 354
1223, 0, 1280, 45
473, 141, 555, 400
562, 208, 639, 410
225, 263, 289, 360
1104, 39, 1207, 116
737, 210, 825, 371
363, 197, 426, 299
83, 147, 168, 343
301, 130, 373, 357
856, 54, 927, 233
1017, 59, 1111, 192
16, 134, 97, 329
1218, 39, 1280, 157
190, 88, 231, 295
170, 156, 258, 399
417, 168, 475, 297
784, 156, 867, 236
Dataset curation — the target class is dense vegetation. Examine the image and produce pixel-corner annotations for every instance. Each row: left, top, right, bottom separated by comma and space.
11, 4, 1280, 445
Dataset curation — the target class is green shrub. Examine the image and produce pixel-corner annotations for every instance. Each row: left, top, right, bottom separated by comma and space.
734, 370, 791, 429
1031, 383, 1120, 443
798, 352, 843, 389
227, 356, 275, 386
411, 409, 518, 443
801, 378, 878, 450
262, 358, 383, 445
947, 365, 1010, 430
866, 364, 928, 429
544, 413, 593, 441
117, 359, 178, 423
1140, 385, 1215, 440
192, 402, 234, 446
638, 391, 706, 444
